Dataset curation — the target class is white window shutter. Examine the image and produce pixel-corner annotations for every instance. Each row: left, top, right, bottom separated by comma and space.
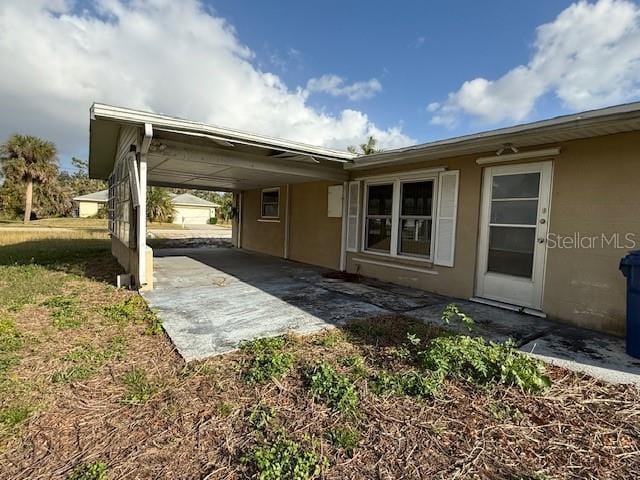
346, 181, 360, 252
434, 171, 459, 267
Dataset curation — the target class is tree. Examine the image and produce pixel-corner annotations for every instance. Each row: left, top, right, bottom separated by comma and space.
347, 136, 381, 155
146, 187, 175, 223
58, 157, 106, 197
1, 134, 58, 223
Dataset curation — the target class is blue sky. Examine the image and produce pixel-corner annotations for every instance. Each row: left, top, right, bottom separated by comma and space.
0, 0, 639, 172
209, 0, 576, 142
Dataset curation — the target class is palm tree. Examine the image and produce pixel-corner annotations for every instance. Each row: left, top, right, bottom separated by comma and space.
147, 187, 175, 223
1, 134, 58, 223
347, 136, 381, 155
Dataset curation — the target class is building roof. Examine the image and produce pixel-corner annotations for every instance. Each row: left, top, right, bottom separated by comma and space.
169, 193, 220, 207
73, 189, 109, 203
348, 101, 640, 170
74, 189, 219, 208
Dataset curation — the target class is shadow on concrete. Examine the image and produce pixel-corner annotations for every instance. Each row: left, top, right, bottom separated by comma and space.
145, 245, 640, 384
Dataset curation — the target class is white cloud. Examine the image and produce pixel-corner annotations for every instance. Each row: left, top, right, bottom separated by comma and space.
0, 0, 412, 159
305, 74, 383, 101
429, 0, 640, 126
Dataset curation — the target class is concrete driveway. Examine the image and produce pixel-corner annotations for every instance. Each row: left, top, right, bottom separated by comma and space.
143, 246, 640, 385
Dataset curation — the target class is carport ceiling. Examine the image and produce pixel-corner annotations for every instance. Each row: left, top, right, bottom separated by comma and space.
89, 103, 354, 191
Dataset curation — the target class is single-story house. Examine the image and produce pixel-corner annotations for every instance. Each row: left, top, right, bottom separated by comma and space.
74, 189, 218, 224
73, 190, 108, 217
167, 193, 219, 225
88, 102, 640, 337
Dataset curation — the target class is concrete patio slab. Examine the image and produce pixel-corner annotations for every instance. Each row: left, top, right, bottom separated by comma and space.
143, 246, 640, 385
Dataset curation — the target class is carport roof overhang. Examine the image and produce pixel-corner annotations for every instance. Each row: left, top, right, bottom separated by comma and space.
89, 103, 354, 191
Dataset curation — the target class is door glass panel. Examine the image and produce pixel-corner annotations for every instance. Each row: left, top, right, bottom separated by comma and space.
487, 226, 535, 278
366, 218, 392, 252
399, 218, 432, 256
490, 200, 538, 225
367, 184, 393, 215
492, 173, 540, 199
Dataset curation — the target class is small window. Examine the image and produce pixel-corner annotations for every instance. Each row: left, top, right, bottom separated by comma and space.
365, 183, 393, 253
261, 188, 280, 218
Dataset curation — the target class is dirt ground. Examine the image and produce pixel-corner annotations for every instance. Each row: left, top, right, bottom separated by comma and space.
0, 233, 639, 479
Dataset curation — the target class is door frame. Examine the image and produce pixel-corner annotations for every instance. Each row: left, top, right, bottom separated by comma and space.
475, 160, 554, 310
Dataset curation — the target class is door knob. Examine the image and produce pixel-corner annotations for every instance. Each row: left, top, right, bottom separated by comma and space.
537, 237, 546, 244
539, 218, 546, 224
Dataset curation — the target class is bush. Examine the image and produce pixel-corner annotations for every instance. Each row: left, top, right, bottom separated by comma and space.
241, 336, 293, 384
243, 438, 325, 480
369, 370, 442, 398
306, 362, 358, 414
208, 217, 218, 225
418, 336, 551, 393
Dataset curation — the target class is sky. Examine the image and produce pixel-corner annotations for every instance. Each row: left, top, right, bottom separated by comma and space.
0, 0, 639, 172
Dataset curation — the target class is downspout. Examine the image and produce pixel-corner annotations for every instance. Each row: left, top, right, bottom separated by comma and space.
138, 123, 153, 287
339, 181, 348, 271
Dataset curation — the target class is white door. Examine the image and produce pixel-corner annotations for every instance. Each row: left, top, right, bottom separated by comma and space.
475, 161, 553, 310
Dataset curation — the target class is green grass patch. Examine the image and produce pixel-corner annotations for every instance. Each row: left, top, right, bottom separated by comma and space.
314, 330, 343, 348
43, 295, 85, 329
0, 316, 22, 353
101, 296, 163, 335
0, 265, 66, 311
326, 426, 359, 454
243, 438, 326, 480
53, 337, 126, 384
248, 404, 275, 431
241, 336, 294, 384
66, 461, 109, 480
0, 405, 30, 428
215, 402, 235, 417
369, 370, 442, 399
306, 362, 358, 414
121, 369, 158, 405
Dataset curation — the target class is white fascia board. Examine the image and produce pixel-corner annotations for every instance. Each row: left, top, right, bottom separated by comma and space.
91, 103, 355, 162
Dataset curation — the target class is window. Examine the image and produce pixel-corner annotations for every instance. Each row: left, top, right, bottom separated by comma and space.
399, 181, 433, 258
363, 178, 436, 260
261, 188, 280, 218
365, 183, 393, 253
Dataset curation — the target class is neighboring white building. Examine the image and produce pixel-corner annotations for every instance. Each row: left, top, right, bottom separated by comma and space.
73, 190, 108, 218
169, 193, 219, 225
74, 190, 219, 225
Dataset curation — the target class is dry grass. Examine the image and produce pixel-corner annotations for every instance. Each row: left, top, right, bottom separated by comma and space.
0, 230, 639, 479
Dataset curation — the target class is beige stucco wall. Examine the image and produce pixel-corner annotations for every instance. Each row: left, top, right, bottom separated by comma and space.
289, 181, 342, 270
543, 133, 640, 335
345, 131, 640, 335
237, 132, 639, 335
77, 201, 99, 218
239, 182, 343, 270
240, 187, 286, 258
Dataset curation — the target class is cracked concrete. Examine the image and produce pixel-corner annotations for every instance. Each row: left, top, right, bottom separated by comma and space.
143, 246, 640, 385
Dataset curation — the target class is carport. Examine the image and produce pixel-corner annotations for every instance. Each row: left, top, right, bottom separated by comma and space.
89, 103, 353, 289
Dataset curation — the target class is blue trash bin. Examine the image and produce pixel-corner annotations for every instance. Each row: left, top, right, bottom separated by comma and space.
620, 250, 640, 359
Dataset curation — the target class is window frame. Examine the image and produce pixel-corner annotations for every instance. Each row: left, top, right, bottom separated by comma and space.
363, 181, 395, 254
260, 187, 280, 219
361, 175, 438, 262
